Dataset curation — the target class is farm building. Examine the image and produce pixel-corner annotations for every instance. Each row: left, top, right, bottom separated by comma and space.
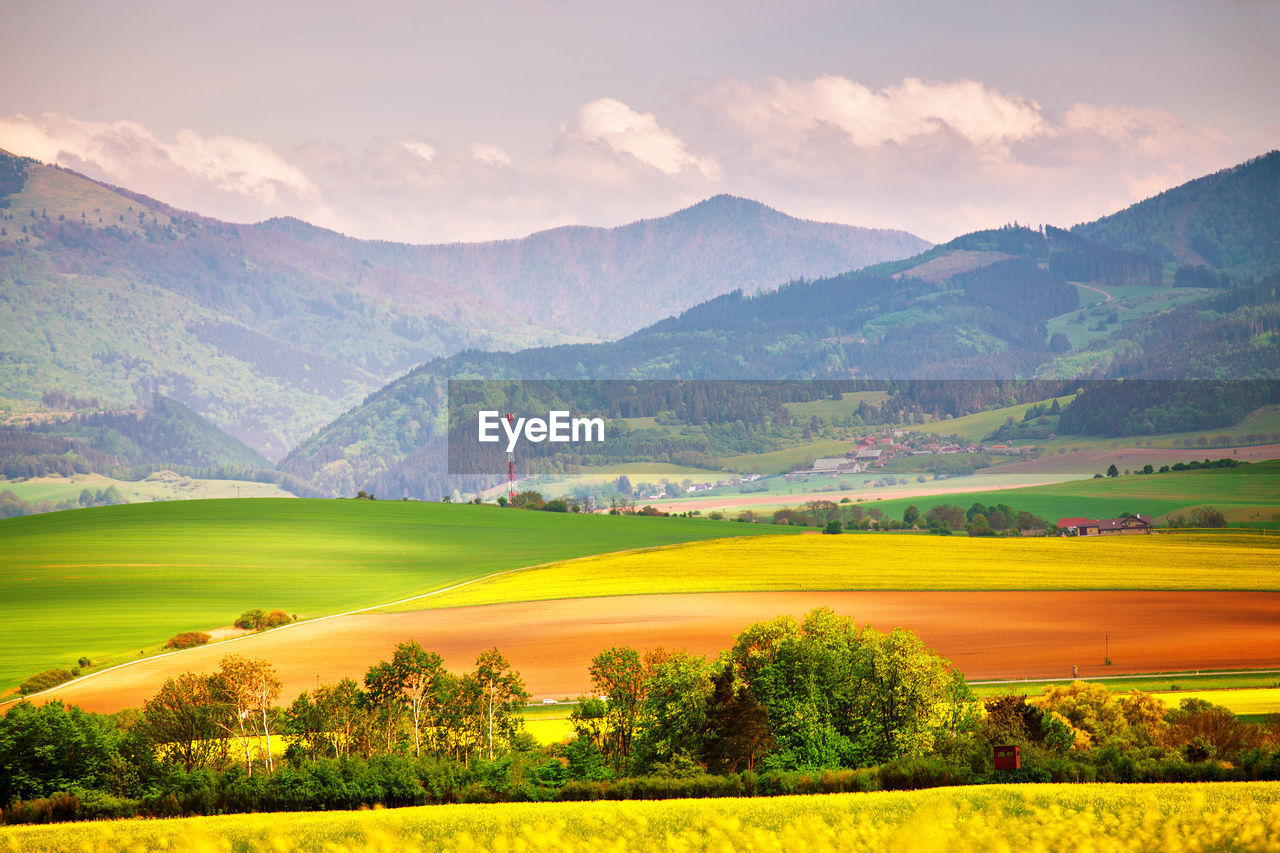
1057, 515, 1152, 536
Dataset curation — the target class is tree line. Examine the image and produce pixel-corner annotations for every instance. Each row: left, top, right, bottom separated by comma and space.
4, 610, 1280, 825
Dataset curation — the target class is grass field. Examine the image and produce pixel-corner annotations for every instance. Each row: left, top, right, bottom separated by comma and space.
902, 394, 1076, 444
862, 459, 1280, 526
782, 390, 891, 421
3, 782, 1278, 852
1046, 284, 1214, 349
970, 670, 1280, 697
715, 439, 856, 475
0, 500, 792, 691
378, 531, 1280, 614
0, 471, 295, 504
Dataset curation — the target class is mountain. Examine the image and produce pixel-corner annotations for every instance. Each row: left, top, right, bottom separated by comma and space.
0, 150, 929, 459
281, 152, 1280, 499
279, 226, 1080, 497
0, 395, 275, 479
1073, 150, 1280, 278
256, 196, 931, 339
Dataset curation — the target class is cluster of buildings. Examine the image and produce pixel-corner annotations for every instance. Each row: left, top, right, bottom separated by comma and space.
1056, 515, 1153, 535
679, 474, 761, 495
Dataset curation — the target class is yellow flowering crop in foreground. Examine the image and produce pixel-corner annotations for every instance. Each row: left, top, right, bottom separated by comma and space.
4, 783, 1280, 853
385, 533, 1280, 612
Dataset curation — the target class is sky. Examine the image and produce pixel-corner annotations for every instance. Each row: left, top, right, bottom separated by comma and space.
1, 0, 1276, 245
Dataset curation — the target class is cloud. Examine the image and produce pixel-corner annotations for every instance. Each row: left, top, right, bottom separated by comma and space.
702, 75, 1049, 156
0, 79, 1246, 245
0, 113, 318, 210
469, 142, 512, 167
559, 98, 718, 179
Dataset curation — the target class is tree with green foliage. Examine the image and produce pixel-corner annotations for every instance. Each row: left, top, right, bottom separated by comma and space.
0, 700, 122, 801
902, 504, 920, 526
703, 661, 772, 773
632, 649, 713, 773
1189, 506, 1227, 528
210, 655, 281, 775
363, 660, 406, 755
721, 609, 973, 770
391, 641, 446, 757
474, 647, 527, 761
925, 504, 965, 530
1106, 464, 1120, 478
588, 646, 648, 772
138, 673, 226, 772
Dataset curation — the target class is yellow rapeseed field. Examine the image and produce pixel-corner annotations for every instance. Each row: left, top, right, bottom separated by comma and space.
1156, 687, 1280, 716
3, 783, 1279, 852
383, 533, 1280, 612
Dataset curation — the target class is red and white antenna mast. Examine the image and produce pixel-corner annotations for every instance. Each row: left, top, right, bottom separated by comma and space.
503, 412, 517, 501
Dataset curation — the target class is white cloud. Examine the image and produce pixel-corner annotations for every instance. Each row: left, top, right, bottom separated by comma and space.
0, 78, 1247, 246
469, 142, 512, 167
559, 98, 718, 178
0, 112, 318, 208
401, 141, 437, 163
703, 75, 1049, 155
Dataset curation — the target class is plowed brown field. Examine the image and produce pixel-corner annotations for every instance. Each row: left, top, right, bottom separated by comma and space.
27, 591, 1280, 712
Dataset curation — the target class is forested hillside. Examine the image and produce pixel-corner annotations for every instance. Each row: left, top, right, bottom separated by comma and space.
279, 228, 1091, 497
0, 395, 285, 481
1073, 150, 1280, 278
0, 150, 928, 459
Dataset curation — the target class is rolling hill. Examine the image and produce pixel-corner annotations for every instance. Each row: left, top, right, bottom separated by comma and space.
0, 149, 929, 459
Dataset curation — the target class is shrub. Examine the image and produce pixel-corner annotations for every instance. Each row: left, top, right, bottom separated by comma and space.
235, 609, 295, 631
1188, 506, 1227, 528
18, 669, 75, 695
165, 631, 211, 650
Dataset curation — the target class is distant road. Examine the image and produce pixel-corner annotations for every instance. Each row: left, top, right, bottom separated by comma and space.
1072, 281, 1112, 304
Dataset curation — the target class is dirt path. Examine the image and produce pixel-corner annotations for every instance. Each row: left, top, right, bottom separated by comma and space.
1072, 281, 1113, 304
32, 591, 1280, 712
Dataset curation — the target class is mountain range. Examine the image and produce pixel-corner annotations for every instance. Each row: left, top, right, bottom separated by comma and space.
279, 153, 1280, 499
0, 149, 927, 459
2, 148, 1278, 500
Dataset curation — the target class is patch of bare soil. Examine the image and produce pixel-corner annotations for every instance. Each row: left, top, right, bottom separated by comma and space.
33, 591, 1280, 712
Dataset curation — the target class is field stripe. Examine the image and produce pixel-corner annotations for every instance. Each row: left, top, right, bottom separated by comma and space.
1, 542, 710, 708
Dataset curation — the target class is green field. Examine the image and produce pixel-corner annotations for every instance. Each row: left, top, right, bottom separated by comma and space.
715, 439, 856, 475
1046, 284, 1214, 349
0, 500, 792, 692
902, 394, 1076, 444
3, 783, 1278, 852
782, 390, 891, 421
861, 459, 1280, 526
970, 669, 1280, 698
0, 471, 295, 505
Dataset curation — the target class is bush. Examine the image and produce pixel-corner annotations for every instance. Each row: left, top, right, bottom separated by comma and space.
18, 669, 75, 695
234, 609, 295, 631
1188, 506, 1227, 528
165, 631, 211, 649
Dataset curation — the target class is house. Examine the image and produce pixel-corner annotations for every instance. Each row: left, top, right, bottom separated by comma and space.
1057, 515, 1152, 536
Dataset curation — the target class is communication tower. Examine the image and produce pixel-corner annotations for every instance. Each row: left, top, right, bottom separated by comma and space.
503, 412, 517, 501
